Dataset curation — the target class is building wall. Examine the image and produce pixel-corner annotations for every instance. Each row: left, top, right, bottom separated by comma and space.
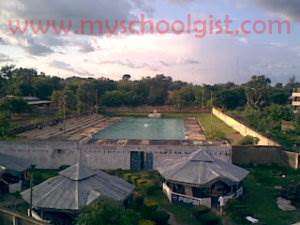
212, 108, 280, 146
0, 140, 231, 170
232, 146, 299, 169
104, 105, 210, 113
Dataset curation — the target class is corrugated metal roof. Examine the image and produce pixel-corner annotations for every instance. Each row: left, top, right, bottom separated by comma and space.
59, 163, 97, 181
21, 164, 135, 211
157, 150, 249, 186
0, 153, 31, 172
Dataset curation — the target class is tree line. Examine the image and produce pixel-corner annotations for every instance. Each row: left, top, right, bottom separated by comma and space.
0, 65, 300, 146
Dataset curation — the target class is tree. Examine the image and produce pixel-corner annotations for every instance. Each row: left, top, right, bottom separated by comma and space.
173, 87, 195, 109
0, 97, 30, 115
122, 74, 131, 81
214, 88, 247, 110
51, 90, 77, 115
76, 201, 140, 225
101, 90, 128, 106
0, 112, 10, 137
244, 75, 271, 110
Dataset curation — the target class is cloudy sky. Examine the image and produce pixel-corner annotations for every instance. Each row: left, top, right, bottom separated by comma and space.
0, 0, 299, 84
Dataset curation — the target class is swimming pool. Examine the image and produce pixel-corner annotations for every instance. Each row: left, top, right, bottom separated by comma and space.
93, 117, 186, 140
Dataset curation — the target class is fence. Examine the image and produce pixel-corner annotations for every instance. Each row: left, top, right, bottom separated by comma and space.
0, 207, 49, 225
212, 107, 280, 146
103, 105, 210, 113
232, 146, 299, 169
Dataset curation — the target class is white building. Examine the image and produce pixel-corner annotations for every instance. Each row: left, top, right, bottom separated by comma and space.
292, 88, 300, 113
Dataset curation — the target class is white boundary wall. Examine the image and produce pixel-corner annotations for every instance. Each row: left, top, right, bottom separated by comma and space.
212, 108, 280, 146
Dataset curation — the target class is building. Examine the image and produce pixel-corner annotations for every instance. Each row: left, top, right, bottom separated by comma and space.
21, 163, 135, 225
292, 88, 300, 113
0, 153, 31, 194
158, 150, 249, 208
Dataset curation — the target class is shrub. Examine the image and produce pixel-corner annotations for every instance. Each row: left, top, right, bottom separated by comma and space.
149, 210, 170, 225
136, 179, 148, 186
193, 206, 210, 220
145, 185, 161, 196
197, 212, 221, 225
130, 175, 140, 184
144, 199, 158, 210
139, 220, 156, 225
238, 135, 259, 145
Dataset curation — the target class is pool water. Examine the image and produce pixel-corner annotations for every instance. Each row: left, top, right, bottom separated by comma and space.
93, 117, 185, 140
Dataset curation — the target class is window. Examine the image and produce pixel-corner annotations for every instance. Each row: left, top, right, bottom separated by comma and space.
173, 183, 185, 195
192, 187, 210, 198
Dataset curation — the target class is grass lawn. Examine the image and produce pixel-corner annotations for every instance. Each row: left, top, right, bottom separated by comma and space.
197, 113, 243, 145
110, 112, 243, 144
226, 165, 300, 225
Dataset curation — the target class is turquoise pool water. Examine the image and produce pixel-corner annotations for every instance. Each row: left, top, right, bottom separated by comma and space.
93, 117, 185, 140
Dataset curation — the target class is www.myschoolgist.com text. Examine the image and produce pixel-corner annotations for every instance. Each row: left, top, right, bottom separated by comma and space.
8, 14, 292, 38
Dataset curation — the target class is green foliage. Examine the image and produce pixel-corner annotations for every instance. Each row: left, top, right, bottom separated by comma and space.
0, 97, 31, 114
148, 210, 170, 225
238, 135, 259, 145
233, 104, 299, 150
214, 88, 247, 110
193, 207, 221, 225
138, 220, 156, 225
76, 201, 140, 225
144, 199, 159, 210
0, 111, 10, 137
244, 75, 271, 110
173, 87, 196, 109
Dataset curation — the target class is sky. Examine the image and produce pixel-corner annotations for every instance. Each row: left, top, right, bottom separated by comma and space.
0, 0, 299, 84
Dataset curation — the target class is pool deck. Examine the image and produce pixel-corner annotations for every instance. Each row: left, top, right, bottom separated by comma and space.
18, 115, 206, 144
184, 117, 206, 141
18, 114, 121, 142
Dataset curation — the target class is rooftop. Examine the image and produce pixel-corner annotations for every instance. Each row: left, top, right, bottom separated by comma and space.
158, 150, 249, 186
21, 163, 135, 211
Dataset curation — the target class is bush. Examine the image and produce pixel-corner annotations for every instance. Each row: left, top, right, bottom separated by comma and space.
145, 185, 161, 196
144, 199, 158, 210
130, 175, 140, 184
238, 135, 259, 145
149, 210, 170, 225
193, 206, 210, 220
197, 212, 221, 225
136, 179, 148, 186
139, 220, 156, 225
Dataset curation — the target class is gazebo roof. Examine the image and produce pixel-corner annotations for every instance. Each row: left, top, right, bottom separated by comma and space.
0, 153, 31, 173
21, 163, 135, 211
158, 150, 249, 186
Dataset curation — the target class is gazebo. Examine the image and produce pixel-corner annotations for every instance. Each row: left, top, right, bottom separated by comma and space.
21, 163, 135, 224
0, 153, 31, 194
158, 150, 249, 208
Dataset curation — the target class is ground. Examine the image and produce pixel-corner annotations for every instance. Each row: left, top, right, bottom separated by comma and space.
226, 165, 300, 225
1, 165, 299, 225
111, 112, 243, 144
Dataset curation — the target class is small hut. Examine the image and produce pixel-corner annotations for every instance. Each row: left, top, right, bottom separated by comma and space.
21, 163, 135, 224
158, 150, 249, 208
0, 153, 31, 194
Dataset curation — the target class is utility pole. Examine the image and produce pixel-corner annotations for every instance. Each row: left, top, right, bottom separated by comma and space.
29, 172, 33, 217
95, 89, 99, 115
63, 93, 66, 133
210, 91, 214, 132
201, 87, 205, 109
